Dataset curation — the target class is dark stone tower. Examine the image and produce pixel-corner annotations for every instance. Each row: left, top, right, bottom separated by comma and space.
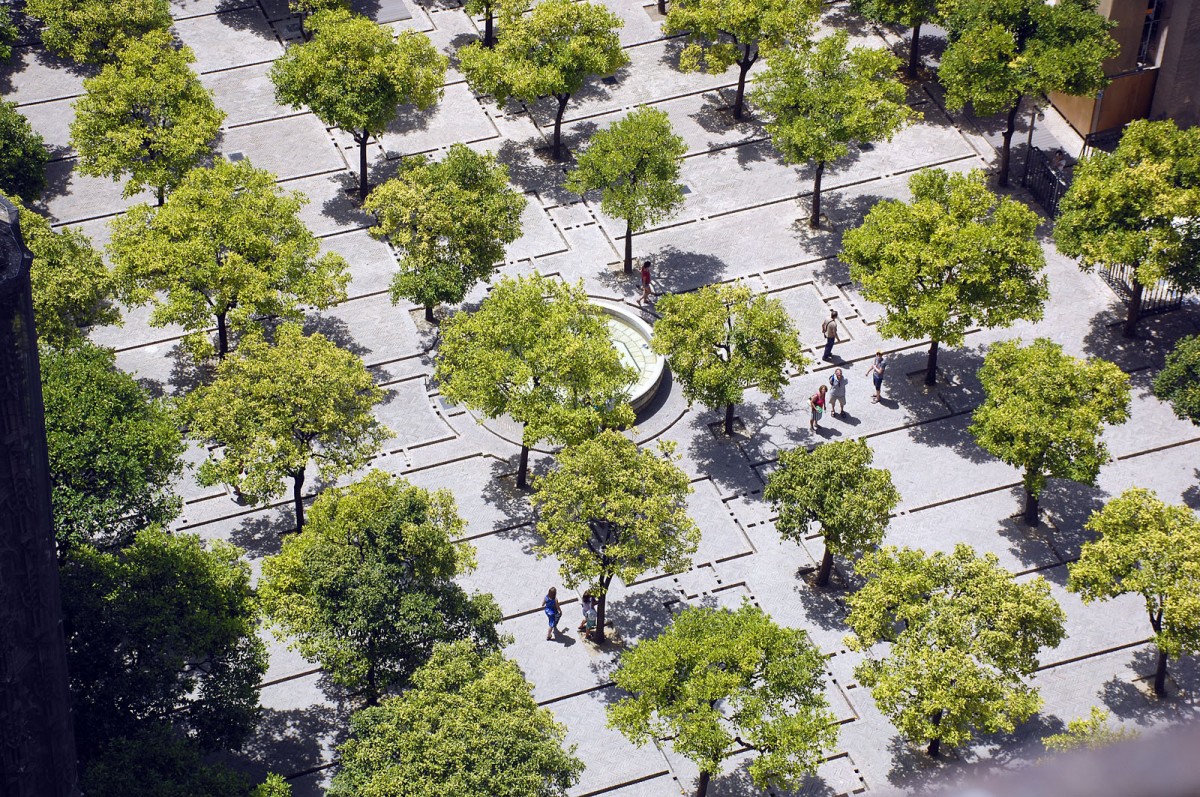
0, 195, 79, 796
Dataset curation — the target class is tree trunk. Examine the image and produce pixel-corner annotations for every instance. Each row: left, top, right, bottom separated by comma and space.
1154, 648, 1169, 697
924, 338, 939, 386
733, 58, 753, 120
694, 771, 711, 797
517, 442, 530, 489
292, 467, 306, 533
424, 303, 436, 324
552, 95, 570, 160
724, 403, 735, 436
997, 98, 1022, 188
816, 546, 834, 587
358, 132, 370, 201
907, 21, 922, 78
624, 218, 634, 273
1023, 485, 1040, 526
927, 708, 944, 757
1123, 279, 1144, 338
658, 0, 666, 13
810, 160, 826, 229
594, 575, 613, 643
157, 186, 165, 206
483, 8, 494, 46
216, 311, 229, 359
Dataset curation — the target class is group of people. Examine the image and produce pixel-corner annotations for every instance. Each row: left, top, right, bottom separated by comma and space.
542, 587, 599, 641
812, 309, 887, 430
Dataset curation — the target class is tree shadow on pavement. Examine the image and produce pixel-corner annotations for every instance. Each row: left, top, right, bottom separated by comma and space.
494, 138, 575, 206
637, 246, 730, 295
1100, 646, 1200, 726
224, 703, 348, 787
230, 505, 296, 558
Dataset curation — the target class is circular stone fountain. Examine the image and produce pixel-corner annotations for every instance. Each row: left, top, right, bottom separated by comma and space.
590, 298, 666, 412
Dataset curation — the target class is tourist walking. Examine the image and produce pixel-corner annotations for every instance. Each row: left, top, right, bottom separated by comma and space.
543, 586, 562, 640
636, 260, 653, 306
828, 368, 847, 417
810, 384, 827, 431
866, 351, 886, 402
820, 310, 838, 361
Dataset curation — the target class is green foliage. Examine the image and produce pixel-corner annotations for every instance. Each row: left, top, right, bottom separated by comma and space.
0, 5, 17, 62
566, 106, 686, 269
462, 0, 527, 45
329, 641, 583, 797
532, 430, 698, 637
1068, 488, 1200, 671
260, 471, 502, 703
70, 30, 225, 203
435, 273, 636, 457
1154, 334, 1200, 425
459, 0, 626, 154
108, 158, 349, 358
25, 0, 171, 64
289, 0, 346, 21
751, 31, 914, 224
650, 281, 807, 430
842, 168, 1047, 382
81, 723, 250, 797
852, 0, 937, 30
61, 526, 266, 759
939, 0, 1116, 118
609, 603, 838, 792
970, 338, 1130, 518
1043, 707, 1136, 753
764, 438, 899, 585
845, 544, 1065, 756
184, 325, 388, 520
752, 31, 912, 169
3, 192, 120, 346
1055, 121, 1200, 323
364, 143, 526, 318
0, 101, 49, 202
663, 0, 819, 118
251, 774, 293, 797
41, 342, 184, 554
271, 9, 447, 197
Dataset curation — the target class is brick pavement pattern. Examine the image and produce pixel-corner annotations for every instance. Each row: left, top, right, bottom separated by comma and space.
7, 1, 1200, 794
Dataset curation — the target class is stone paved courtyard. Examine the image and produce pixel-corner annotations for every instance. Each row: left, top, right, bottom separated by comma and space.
7, 0, 1200, 794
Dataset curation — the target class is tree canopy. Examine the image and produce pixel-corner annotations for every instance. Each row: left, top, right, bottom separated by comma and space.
663, 0, 820, 120
970, 338, 1130, 525
0, 101, 49, 202
1068, 488, 1200, 697
845, 544, 1065, 757
183, 325, 388, 532
364, 143, 526, 322
842, 168, 1047, 385
764, 438, 899, 587
851, 0, 940, 76
3, 192, 120, 347
435, 273, 636, 487
0, 6, 17, 62
751, 31, 915, 228
108, 157, 349, 359
462, 0, 527, 47
61, 526, 265, 760
460, 0, 627, 159
651, 281, 807, 435
566, 107, 687, 273
939, 0, 1116, 186
1055, 120, 1200, 336
609, 603, 838, 797
329, 641, 583, 797
41, 342, 184, 555
1153, 334, 1200, 425
260, 470, 502, 704
1043, 707, 1136, 753
70, 30, 225, 205
25, 0, 172, 64
271, 8, 447, 200
80, 723, 251, 797
532, 430, 699, 641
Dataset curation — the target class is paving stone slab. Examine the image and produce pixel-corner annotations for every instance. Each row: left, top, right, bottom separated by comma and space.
289, 172, 374, 237
220, 114, 345, 180
404, 455, 534, 535
202, 61, 292, 127
376, 81, 499, 157
315, 292, 422, 368
175, 9, 284, 74
2, 48, 88, 105
507, 199, 569, 261
374, 377, 455, 451
19, 96, 74, 158
41, 160, 155, 224
318, 228, 397, 297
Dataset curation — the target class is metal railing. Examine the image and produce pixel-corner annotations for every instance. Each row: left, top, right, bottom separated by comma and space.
1100, 262, 1185, 315
1022, 146, 1071, 218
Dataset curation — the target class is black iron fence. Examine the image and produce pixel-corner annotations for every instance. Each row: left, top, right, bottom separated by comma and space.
1099, 262, 1185, 315
1022, 146, 1071, 217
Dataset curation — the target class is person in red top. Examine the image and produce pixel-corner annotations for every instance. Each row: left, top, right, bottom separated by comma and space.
809, 384, 827, 431
636, 260, 653, 305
